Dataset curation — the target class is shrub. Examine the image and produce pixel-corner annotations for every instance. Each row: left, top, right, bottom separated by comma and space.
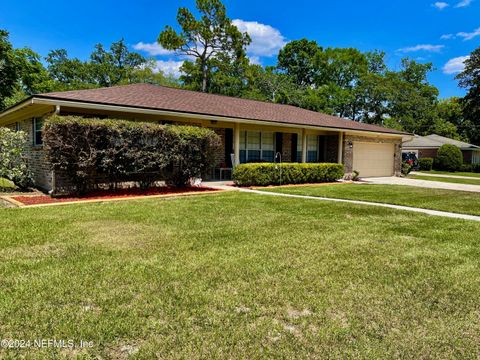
0, 127, 33, 189
232, 163, 344, 187
43, 115, 220, 194
473, 163, 480, 173
401, 161, 413, 176
460, 164, 472, 172
418, 158, 433, 171
433, 144, 463, 172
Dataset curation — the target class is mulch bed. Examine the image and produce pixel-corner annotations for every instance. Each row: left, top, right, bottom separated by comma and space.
10, 186, 218, 206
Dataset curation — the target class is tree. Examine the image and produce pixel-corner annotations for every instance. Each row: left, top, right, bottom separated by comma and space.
46, 49, 94, 89
0, 30, 20, 110
90, 39, 146, 87
158, 0, 250, 92
384, 59, 439, 134
456, 47, 480, 145
277, 39, 319, 87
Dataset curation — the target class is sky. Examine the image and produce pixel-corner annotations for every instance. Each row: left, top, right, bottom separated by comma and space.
1, 0, 479, 98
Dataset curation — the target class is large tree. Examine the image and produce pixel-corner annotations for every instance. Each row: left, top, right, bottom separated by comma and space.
456, 47, 480, 145
0, 30, 20, 110
90, 39, 146, 87
158, 0, 250, 92
277, 39, 319, 87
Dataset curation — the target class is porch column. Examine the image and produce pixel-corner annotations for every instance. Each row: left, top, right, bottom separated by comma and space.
234, 123, 240, 166
301, 128, 307, 163
337, 132, 344, 164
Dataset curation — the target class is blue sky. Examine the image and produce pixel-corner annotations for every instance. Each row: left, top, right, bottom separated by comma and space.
1, 0, 479, 98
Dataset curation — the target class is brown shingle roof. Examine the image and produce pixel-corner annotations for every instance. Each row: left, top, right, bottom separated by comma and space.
36, 83, 407, 135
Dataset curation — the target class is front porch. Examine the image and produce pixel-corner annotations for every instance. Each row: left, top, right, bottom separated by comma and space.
208, 124, 344, 180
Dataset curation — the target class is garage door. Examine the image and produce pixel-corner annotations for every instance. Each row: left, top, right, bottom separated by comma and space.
353, 142, 394, 177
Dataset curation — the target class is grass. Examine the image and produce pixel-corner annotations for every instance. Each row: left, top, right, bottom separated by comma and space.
409, 174, 480, 186
417, 170, 480, 178
1, 192, 480, 358
262, 183, 480, 216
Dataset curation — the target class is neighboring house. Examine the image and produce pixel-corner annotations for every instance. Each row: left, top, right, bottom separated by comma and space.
0, 84, 409, 192
403, 134, 480, 165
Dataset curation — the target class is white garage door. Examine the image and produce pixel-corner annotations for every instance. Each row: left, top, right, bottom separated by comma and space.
353, 142, 394, 177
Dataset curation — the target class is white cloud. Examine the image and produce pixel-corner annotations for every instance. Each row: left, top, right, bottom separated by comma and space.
443, 55, 469, 74
455, 0, 472, 7
133, 42, 173, 56
397, 44, 445, 53
440, 33, 455, 39
232, 19, 287, 57
154, 60, 184, 78
433, 2, 450, 9
457, 27, 480, 40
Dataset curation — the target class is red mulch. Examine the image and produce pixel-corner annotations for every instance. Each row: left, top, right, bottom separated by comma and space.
11, 186, 218, 206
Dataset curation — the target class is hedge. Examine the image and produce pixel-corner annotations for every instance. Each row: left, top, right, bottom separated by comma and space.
232, 163, 344, 187
43, 115, 220, 194
433, 144, 463, 172
418, 158, 433, 171
0, 127, 33, 189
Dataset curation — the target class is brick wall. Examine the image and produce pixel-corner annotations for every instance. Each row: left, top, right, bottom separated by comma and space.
343, 134, 402, 179
16, 118, 53, 191
418, 149, 438, 159
210, 128, 226, 166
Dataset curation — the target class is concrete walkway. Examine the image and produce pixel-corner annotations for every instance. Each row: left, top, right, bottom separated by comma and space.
411, 171, 480, 180
204, 181, 480, 222
364, 176, 480, 193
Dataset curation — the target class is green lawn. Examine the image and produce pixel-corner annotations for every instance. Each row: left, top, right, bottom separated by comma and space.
417, 170, 480, 178
409, 174, 480, 186
262, 183, 480, 216
1, 192, 480, 358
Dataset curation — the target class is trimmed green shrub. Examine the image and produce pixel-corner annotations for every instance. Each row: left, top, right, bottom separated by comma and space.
433, 144, 463, 172
43, 115, 220, 194
0, 127, 33, 189
473, 164, 480, 173
418, 158, 433, 171
460, 164, 473, 172
401, 161, 413, 176
232, 163, 344, 187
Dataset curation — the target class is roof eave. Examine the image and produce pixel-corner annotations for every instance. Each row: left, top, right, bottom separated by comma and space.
2, 95, 407, 137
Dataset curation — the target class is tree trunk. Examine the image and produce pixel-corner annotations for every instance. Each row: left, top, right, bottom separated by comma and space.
201, 60, 208, 92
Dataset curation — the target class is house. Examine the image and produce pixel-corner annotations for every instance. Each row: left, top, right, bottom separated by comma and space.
0, 84, 409, 192
403, 134, 480, 165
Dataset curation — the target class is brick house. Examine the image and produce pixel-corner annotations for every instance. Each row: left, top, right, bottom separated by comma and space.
0, 84, 409, 192
403, 134, 480, 164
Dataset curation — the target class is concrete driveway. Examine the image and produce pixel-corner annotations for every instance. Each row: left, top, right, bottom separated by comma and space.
364, 176, 480, 193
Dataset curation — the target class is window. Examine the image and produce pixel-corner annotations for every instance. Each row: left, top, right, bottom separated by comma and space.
307, 135, 319, 163
239, 131, 275, 163
295, 135, 319, 162
297, 136, 303, 162
33, 118, 43, 146
261, 132, 274, 162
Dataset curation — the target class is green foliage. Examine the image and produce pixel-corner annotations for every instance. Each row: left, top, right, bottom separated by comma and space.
158, 0, 251, 92
434, 144, 463, 172
43, 116, 220, 194
459, 164, 473, 172
0, 128, 33, 189
232, 163, 344, 187
0, 30, 18, 110
401, 162, 413, 176
277, 39, 319, 86
456, 47, 480, 145
418, 158, 433, 171
473, 164, 480, 173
